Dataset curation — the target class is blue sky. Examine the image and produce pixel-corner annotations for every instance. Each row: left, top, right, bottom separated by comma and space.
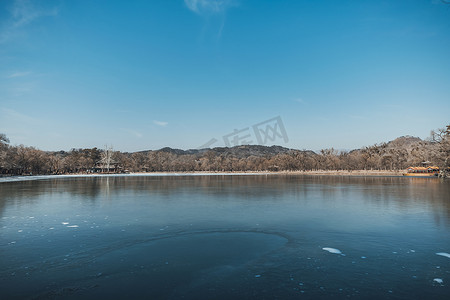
0, 0, 449, 152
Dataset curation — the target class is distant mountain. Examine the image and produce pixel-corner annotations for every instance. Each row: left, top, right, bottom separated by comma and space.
138, 145, 294, 156
385, 135, 424, 148
206, 145, 292, 158
135, 136, 428, 158
347, 136, 425, 154
156, 147, 201, 155
146, 145, 316, 158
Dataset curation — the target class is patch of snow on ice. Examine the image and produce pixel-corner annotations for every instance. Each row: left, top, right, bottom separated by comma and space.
323, 247, 343, 255
62, 222, 69, 225
436, 252, 450, 259
67, 225, 79, 228
433, 278, 443, 284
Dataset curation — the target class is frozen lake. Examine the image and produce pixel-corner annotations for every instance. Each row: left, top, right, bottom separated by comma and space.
0, 175, 449, 299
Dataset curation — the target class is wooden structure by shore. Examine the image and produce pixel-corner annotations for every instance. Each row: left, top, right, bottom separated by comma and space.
403, 161, 440, 177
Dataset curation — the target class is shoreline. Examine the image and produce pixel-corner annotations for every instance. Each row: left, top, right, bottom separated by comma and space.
283, 170, 405, 176
0, 170, 409, 183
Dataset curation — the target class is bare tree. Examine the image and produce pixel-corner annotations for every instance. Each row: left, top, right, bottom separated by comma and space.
0, 133, 10, 144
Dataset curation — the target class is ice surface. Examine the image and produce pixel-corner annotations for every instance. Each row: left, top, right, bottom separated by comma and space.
436, 252, 450, 259
255, 275, 261, 278
323, 247, 343, 255
433, 278, 443, 284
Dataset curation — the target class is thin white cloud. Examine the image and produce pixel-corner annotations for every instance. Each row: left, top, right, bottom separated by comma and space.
433, 0, 450, 5
382, 104, 402, 108
184, 0, 236, 14
153, 120, 168, 127
1, 0, 59, 43
185, 0, 237, 42
7, 71, 31, 78
295, 98, 307, 104
349, 115, 366, 120
0, 107, 38, 123
11, 0, 58, 27
121, 128, 143, 138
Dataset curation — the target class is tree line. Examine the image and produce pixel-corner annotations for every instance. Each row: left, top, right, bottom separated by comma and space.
0, 126, 449, 176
